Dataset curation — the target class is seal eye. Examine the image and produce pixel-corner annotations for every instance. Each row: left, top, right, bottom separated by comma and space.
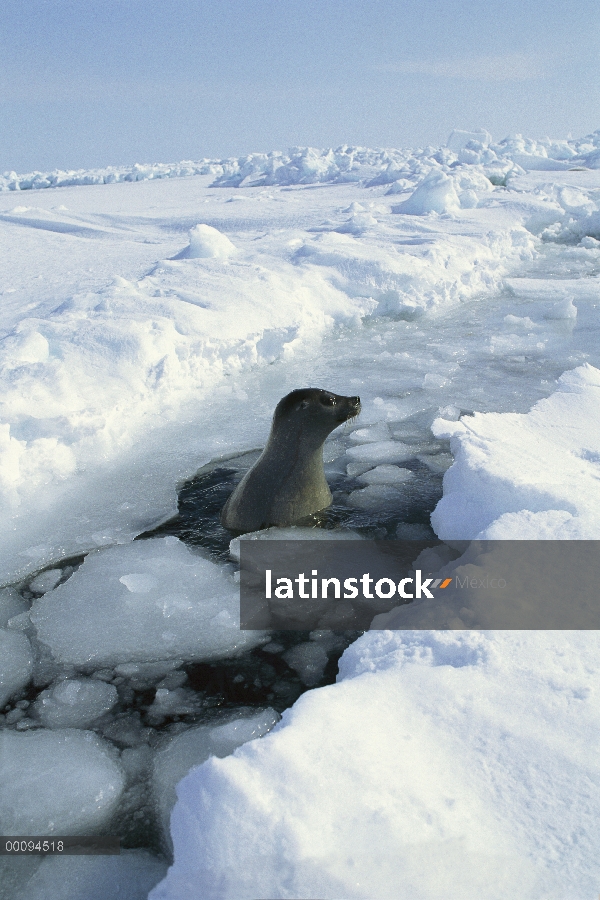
320, 396, 337, 407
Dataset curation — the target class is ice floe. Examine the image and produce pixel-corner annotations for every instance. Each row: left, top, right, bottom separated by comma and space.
431, 363, 600, 539
151, 630, 600, 900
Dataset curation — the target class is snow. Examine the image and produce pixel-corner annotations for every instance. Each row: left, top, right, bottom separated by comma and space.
3, 127, 600, 195
152, 708, 279, 852
185, 224, 238, 259
431, 363, 600, 539
150, 630, 600, 900
392, 170, 463, 215
1, 126, 600, 898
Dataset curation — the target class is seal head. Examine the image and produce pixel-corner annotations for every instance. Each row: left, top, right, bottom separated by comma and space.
221, 388, 361, 533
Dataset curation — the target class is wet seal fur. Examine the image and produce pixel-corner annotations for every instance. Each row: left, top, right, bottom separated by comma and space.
221, 388, 361, 533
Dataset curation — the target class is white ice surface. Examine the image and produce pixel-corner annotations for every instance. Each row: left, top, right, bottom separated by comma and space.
0, 148, 546, 585
2, 127, 599, 194
152, 708, 279, 852
30, 537, 266, 668
7, 134, 600, 586
357, 464, 414, 484
150, 630, 600, 900
2, 130, 600, 900
0, 729, 124, 834
186, 224, 238, 259
431, 363, 600, 539
228, 525, 365, 562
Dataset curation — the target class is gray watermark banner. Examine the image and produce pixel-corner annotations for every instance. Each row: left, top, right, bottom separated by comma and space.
239, 540, 600, 630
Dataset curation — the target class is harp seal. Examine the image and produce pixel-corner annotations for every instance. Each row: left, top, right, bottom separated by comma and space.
221, 388, 361, 533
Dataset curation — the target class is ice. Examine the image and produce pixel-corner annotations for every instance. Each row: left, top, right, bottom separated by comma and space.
2, 127, 600, 897
30, 537, 266, 668
152, 708, 279, 851
506, 277, 600, 302
431, 364, 600, 539
0, 587, 28, 627
0, 729, 124, 834
346, 440, 415, 464
356, 465, 414, 485
150, 630, 600, 900
186, 224, 237, 259
545, 297, 577, 320
0, 154, 546, 587
146, 687, 204, 725
1, 128, 599, 199
119, 573, 159, 593
0, 629, 33, 708
348, 424, 391, 443
446, 129, 492, 152
32, 678, 118, 729
348, 483, 406, 512
422, 372, 449, 389
228, 526, 364, 562
18, 850, 167, 900
510, 153, 571, 171
393, 170, 462, 215
28, 568, 62, 594
282, 643, 329, 686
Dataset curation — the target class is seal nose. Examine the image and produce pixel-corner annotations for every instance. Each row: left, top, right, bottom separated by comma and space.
350, 395, 361, 409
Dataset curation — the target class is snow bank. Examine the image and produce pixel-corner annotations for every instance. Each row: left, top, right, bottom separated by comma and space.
0, 192, 535, 587
150, 630, 600, 900
186, 224, 237, 259
4, 127, 600, 194
0, 160, 226, 192
152, 708, 279, 852
30, 537, 266, 668
431, 364, 600, 539
533, 183, 600, 244
392, 170, 462, 215
0, 234, 373, 583
294, 225, 534, 320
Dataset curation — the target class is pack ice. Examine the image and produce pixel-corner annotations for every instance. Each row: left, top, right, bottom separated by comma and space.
1, 126, 600, 899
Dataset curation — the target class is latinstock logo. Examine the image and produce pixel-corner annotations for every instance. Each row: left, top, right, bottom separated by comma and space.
264, 568, 453, 601
239, 538, 600, 631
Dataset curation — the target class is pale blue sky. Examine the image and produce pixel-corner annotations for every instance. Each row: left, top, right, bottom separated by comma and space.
1, 0, 599, 172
